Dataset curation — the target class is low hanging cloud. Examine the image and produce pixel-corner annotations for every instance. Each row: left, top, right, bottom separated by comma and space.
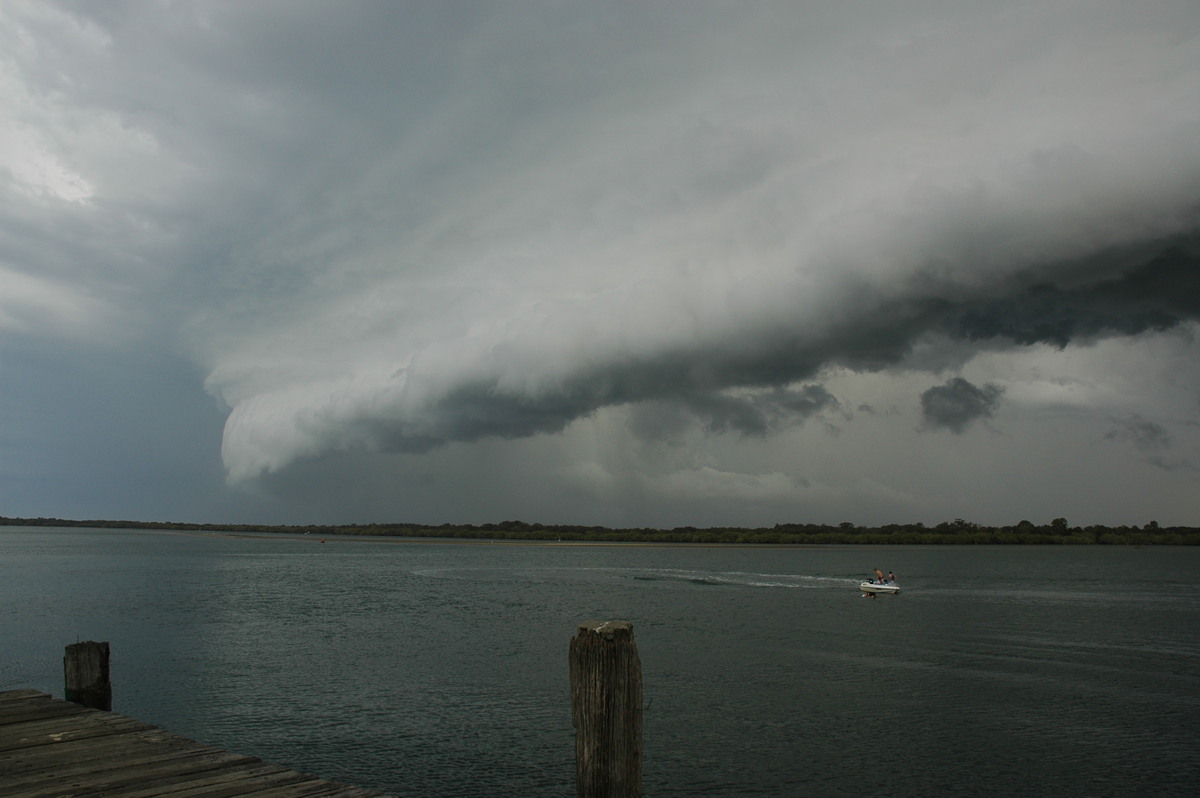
685, 385, 841, 438
628, 384, 839, 444
920, 378, 1005, 434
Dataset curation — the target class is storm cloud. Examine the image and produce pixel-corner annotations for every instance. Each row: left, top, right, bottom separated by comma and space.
921, 378, 1006, 434
2, 1, 1199, 527
629, 385, 841, 443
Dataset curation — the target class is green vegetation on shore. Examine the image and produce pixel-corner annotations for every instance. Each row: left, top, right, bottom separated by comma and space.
1, 515, 1197, 545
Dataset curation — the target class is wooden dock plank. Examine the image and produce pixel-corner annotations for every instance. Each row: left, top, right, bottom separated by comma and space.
2, 750, 257, 796
0, 714, 154, 752
0, 726, 222, 773
96, 762, 314, 798
0, 691, 392, 797
0, 690, 49, 702
0, 697, 92, 725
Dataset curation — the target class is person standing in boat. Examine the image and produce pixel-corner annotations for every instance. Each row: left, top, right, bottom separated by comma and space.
873, 567, 885, 584
888, 570, 896, 584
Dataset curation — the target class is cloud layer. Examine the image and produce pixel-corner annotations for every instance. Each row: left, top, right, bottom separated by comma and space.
202, 0, 1200, 481
3, 1, 1199, 526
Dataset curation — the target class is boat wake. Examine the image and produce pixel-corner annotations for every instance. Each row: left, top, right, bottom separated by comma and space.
627, 568, 853, 589
415, 565, 855, 589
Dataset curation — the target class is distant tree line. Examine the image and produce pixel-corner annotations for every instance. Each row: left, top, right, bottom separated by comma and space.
1, 515, 1197, 545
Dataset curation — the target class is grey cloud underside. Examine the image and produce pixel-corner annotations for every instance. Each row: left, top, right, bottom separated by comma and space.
339, 231, 1199, 456
921, 378, 1005, 434
625, 385, 840, 445
1105, 414, 1172, 451
683, 385, 840, 437
1104, 414, 1197, 472
948, 237, 1200, 346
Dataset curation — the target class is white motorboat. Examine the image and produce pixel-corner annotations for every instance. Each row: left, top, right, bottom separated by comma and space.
860, 580, 900, 595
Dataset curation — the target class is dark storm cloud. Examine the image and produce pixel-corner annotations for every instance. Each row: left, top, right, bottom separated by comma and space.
412, 234, 1199, 447
920, 378, 1005, 434
686, 385, 840, 436
948, 238, 1200, 347
628, 385, 839, 442
216, 222, 1200, 479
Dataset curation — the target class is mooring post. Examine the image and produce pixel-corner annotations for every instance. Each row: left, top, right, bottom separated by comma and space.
64, 641, 112, 711
570, 620, 643, 798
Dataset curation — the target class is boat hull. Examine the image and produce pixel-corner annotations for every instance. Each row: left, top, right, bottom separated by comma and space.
860, 581, 900, 594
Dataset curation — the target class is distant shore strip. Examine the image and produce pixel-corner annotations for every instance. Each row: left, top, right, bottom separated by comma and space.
2, 516, 1196, 545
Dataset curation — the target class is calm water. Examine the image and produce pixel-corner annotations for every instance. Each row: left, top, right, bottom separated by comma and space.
2, 528, 1198, 796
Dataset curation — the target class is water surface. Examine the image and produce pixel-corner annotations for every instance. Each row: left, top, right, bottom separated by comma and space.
2, 528, 1197, 796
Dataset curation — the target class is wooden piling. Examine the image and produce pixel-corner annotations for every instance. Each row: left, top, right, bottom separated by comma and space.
64, 641, 111, 711
569, 620, 642, 798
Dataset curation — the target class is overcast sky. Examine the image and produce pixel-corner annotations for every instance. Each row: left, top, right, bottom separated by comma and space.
2, 1, 1198, 529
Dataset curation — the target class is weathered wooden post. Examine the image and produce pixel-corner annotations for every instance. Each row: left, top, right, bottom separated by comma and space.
570, 620, 642, 798
64, 641, 111, 711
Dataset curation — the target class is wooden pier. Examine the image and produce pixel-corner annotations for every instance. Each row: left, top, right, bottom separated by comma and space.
0, 689, 392, 797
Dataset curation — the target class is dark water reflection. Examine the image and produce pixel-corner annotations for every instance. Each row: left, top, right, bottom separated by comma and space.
2, 528, 1198, 796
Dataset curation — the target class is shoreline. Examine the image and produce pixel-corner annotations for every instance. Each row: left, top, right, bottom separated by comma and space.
2, 519, 1197, 547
